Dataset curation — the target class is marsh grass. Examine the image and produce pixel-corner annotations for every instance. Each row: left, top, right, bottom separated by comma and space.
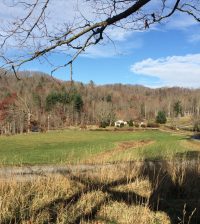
0, 157, 199, 224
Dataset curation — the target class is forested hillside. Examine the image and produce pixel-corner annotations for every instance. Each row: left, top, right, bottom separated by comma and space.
0, 70, 200, 134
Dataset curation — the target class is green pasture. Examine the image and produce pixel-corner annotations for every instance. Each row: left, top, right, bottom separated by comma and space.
0, 130, 199, 165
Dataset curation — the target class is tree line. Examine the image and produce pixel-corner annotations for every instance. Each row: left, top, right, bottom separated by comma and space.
0, 71, 199, 134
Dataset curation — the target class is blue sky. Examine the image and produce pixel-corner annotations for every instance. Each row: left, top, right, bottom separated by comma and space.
23, 24, 200, 88
1, 1, 200, 88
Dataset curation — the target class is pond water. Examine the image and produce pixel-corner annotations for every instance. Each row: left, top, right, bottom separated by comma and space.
192, 134, 200, 140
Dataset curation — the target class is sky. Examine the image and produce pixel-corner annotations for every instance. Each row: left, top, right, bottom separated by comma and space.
1, 0, 200, 88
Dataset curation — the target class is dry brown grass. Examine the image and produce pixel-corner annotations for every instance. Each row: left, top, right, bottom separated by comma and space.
0, 175, 83, 223
0, 158, 200, 224
181, 139, 200, 152
84, 140, 154, 164
98, 202, 170, 224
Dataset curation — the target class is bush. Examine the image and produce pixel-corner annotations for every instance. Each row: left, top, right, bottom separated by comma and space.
156, 111, 167, 124
120, 123, 124, 128
193, 121, 200, 132
110, 121, 115, 127
141, 124, 146, 128
99, 120, 109, 128
135, 123, 139, 128
147, 122, 160, 128
127, 119, 134, 127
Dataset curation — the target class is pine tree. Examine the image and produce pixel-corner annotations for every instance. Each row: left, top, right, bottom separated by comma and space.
156, 111, 167, 124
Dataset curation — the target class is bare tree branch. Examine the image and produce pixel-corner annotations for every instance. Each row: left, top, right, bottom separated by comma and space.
0, 0, 199, 80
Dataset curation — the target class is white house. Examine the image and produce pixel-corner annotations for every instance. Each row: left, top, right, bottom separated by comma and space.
114, 120, 127, 127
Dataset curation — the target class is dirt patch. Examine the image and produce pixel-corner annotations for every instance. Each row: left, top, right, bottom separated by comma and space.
85, 140, 154, 163
0, 140, 155, 181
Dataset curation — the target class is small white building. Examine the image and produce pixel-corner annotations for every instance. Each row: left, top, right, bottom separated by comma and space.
114, 120, 127, 127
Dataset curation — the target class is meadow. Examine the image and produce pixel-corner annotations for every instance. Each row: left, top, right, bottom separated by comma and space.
0, 129, 199, 165
0, 129, 200, 224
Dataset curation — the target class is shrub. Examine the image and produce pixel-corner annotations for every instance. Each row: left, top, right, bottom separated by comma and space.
127, 119, 134, 127
193, 121, 200, 132
141, 124, 146, 128
99, 120, 109, 128
110, 121, 115, 127
147, 122, 160, 128
156, 111, 167, 124
135, 123, 139, 128
120, 123, 124, 128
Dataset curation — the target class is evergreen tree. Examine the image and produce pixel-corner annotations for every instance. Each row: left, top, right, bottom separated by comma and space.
156, 111, 167, 124
46, 92, 59, 111
73, 94, 83, 113
173, 101, 183, 117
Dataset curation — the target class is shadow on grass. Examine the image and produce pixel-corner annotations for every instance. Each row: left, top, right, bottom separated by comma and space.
141, 156, 200, 224
10, 153, 200, 224
175, 150, 200, 160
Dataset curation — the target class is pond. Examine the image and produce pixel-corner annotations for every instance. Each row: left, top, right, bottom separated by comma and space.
192, 133, 200, 140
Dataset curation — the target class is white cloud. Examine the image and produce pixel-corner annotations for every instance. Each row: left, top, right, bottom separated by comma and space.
105, 27, 133, 42
1, 1, 199, 62
80, 26, 138, 58
164, 12, 198, 30
0, 0, 93, 31
0, 1, 140, 59
188, 33, 200, 43
82, 35, 142, 58
0, 1, 199, 35
131, 54, 200, 88
82, 44, 117, 58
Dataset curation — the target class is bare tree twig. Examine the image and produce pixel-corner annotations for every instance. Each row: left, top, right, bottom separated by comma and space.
0, 0, 199, 79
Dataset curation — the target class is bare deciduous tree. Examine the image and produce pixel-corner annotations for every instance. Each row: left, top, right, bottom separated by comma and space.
0, 0, 199, 79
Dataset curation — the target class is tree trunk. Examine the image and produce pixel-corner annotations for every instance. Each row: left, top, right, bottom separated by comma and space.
27, 112, 31, 133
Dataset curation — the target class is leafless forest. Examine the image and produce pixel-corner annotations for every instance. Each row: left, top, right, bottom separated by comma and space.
0, 70, 199, 134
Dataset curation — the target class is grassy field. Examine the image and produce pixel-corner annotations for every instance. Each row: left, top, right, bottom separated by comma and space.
1, 129, 200, 223
0, 129, 199, 165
